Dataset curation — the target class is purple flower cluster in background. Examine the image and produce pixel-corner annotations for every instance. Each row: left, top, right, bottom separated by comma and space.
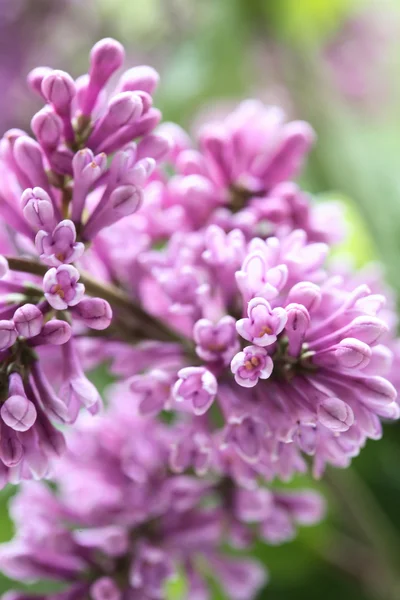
0, 38, 397, 598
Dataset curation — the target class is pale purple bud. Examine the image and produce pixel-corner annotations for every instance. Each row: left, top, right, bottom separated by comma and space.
118, 65, 159, 94
88, 92, 143, 149
13, 304, 43, 338
60, 340, 101, 412
173, 366, 217, 415
71, 150, 107, 223
73, 298, 112, 330
345, 316, 388, 346
48, 146, 74, 176
31, 107, 63, 150
335, 338, 372, 369
13, 137, 48, 189
237, 297, 287, 347
262, 121, 316, 189
354, 376, 398, 417
0, 320, 17, 350
82, 38, 125, 115
318, 398, 354, 432
287, 281, 322, 312
0, 424, 22, 467
110, 184, 143, 216
99, 108, 161, 155
30, 319, 71, 346
43, 265, 85, 310
136, 134, 171, 162
72, 148, 107, 182
200, 128, 231, 186
231, 346, 273, 388
27, 66, 52, 99
285, 303, 310, 356
90, 578, 121, 600
134, 90, 153, 113
89, 38, 125, 84
21, 187, 55, 231
1, 395, 37, 432
41, 70, 76, 116
31, 362, 70, 424
313, 337, 372, 370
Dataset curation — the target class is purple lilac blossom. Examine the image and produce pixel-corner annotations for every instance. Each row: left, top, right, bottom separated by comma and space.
0, 37, 397, 599
0, 400, 323, 598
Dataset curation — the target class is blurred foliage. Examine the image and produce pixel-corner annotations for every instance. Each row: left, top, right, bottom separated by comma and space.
2, 0, 400, 598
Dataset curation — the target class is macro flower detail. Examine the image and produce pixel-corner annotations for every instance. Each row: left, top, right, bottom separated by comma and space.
35, 219, 85, 266
173, 366, 218, 415
236, 297, 287, 346
43, 265, 85, 309
0, 33, 398, 600
231, 345, 274, 388
194, 315, 239, 363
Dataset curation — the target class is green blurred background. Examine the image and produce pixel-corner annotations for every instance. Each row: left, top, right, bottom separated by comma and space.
1, 0, 400, 598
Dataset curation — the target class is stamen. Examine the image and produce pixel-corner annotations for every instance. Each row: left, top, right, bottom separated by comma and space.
258, 325, 272, 337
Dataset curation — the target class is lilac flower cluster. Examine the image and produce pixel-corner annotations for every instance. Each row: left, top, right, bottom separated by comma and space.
0, 38, 397, 598
0, 401, 324, 599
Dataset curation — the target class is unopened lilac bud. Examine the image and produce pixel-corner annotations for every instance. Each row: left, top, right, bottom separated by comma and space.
135, 90, 153, 113
1, 395, 37, 432
285, 303, 310, 356
335, 338, 372, 369
41, 70, 76, 116
356, 376, 397, 407
21, 187, 54, 230
345, 316, 388, 346
74, 298, 112, 330
118, 65, 159, 94
0, 321, 17, 350
262, 121, 316, 189
48, 146, 74, 175
107, 92, 143, 126
31, 319, 72, 346
82, 38, 125, 116
110, 185, 143, 216
136, 134, 171, 162
13, 304, 43, 338
31, 107, 63, 150
0, 427, 22, 467
88, 92, 143, 149
13, 137, 47, 189
90, 577, 121, 600
90, 38, 125, 84
287, 282, 321, 313
27, 66, 52, 98
318, 398, 354, 432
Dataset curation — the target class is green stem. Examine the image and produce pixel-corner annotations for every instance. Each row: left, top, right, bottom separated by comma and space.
5, 256, 195, 355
